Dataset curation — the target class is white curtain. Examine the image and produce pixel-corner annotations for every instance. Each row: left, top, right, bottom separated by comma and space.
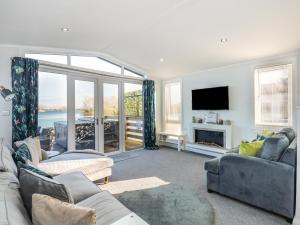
255, 64, 292, 126
164, 82, 181, 133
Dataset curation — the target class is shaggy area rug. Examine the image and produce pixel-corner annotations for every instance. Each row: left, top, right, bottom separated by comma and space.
116, 184, 214, 225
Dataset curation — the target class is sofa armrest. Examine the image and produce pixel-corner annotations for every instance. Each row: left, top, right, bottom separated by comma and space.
54, 171, 101, 203
219, 154, 295, 217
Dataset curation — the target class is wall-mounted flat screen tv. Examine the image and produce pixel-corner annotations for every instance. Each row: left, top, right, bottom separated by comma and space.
192, 86, 229, 110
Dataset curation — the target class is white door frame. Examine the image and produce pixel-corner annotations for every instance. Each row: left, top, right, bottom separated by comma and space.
68, 75, 99, 152
38, 67, 144, 155
123, 80, 144, 152
99, 78, 123, 155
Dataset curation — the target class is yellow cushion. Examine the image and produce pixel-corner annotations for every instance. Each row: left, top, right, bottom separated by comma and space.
239, 141, 264, 157
262, 129, 275, 137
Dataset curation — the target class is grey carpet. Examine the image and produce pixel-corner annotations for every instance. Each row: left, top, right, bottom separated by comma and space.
102, 147, 290, 225
116, 183, 214, 225
109, 151, 140, 163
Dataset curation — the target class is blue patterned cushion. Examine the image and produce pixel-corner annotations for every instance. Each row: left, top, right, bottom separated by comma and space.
17, 161, 52, 179
13, 144, 32, 163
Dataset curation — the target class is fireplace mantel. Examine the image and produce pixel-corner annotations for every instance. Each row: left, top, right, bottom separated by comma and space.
187, 123, 233, 156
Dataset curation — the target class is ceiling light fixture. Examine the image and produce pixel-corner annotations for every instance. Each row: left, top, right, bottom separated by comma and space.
61, 27, 70, 32
220, 38, 228, 43
159, 58, 164, 62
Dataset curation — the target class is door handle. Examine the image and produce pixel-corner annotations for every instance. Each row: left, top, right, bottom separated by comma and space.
101, 117, 104, 125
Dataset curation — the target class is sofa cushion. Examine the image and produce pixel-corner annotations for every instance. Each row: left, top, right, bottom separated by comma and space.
13, 144, 32, 163
54, 171, 101, 203
77, 191, 131, 225
239, 140, 264, 157
19, 169, 73, 216
0, 172, 32, 225
204, 157, 220, 174
279, 128, 296, 143
262, 129, 275, 137
17, 161, 52, 178
32, 194, 96, 225
38, 152, 113, 179
0, 171, 19, 188
15, 137, 42, 165
260, 134, 290, 161
279, 138, 297, 166
0, 140, 18, 176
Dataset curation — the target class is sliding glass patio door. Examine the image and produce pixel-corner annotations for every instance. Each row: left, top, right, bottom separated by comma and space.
38, 69, 143, 155
74, 79, 97, 150
100, 80, 121, 154
38, 71, 68, 153
124, 82, 143, 151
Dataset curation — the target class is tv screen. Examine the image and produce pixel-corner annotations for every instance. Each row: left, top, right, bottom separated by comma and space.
192, 86, 229, 110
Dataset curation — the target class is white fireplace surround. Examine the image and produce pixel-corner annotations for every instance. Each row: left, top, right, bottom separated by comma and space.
186, 123, 233, 156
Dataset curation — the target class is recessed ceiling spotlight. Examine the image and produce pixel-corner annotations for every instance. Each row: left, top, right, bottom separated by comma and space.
61, 27, 70, 32
159, 58, 164, 62
220, 38, 228, 43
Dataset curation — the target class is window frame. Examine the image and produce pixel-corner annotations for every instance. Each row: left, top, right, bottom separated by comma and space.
24, 51, 146, 80
254, 64, 293, 127
162, 79, 183, 133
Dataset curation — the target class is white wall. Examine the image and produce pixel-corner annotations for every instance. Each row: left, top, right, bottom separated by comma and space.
0, 47, 22, 143
178, 53, 299, 147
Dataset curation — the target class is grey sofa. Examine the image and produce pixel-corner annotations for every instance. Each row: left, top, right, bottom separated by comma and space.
204, 128, 297, 220
0, 140, 147, 225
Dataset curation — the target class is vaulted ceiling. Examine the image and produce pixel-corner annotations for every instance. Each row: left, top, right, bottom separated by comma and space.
0, 0, 300, 79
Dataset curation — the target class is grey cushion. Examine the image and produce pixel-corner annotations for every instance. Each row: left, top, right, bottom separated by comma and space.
204, 157, 220, 174
54, 171, 101, 203
19, 169, 73, 216
0, 140, 18, 176
260, 134, 290, 161
279, 128, 296, 143
279, 138, 297, 166
77, 191, 131, 225
0, 172, 32, 225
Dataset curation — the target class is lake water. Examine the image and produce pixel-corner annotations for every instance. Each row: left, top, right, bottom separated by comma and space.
38, 111, 67, 128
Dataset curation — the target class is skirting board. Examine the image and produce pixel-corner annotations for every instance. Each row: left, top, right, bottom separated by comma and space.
160, 142, 224, 157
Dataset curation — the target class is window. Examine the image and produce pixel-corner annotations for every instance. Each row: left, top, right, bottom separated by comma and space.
25, 53, 68, 65
71, 56, 121, 74
255, 64, 292, 126
75, 80, 95, 150
124, 83, 143, 151
38, 71, 68, 152
124, 68, 143, 78
25, 53, 145, 78
163, 81, 182, 133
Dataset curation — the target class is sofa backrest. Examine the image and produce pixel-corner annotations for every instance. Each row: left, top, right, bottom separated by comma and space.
0, 140, 32, 225
0, 139, 18, 176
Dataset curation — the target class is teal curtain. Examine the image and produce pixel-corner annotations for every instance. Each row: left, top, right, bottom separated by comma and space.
12, 57, 39, 143
143, 80, 159, 150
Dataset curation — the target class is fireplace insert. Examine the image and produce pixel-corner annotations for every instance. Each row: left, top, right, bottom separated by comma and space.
194, 129, 225, 148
